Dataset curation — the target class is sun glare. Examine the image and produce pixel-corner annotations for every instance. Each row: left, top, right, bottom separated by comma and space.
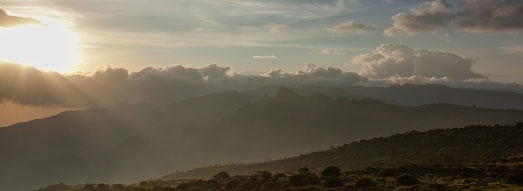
0, 19, 80, 73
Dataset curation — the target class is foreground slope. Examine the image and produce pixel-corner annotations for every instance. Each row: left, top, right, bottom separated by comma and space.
163, 122, 523, 180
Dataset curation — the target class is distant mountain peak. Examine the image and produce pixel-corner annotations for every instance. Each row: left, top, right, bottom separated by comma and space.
273, 87, 305, 101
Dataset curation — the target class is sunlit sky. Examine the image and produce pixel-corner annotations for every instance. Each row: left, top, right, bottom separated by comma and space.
1, 0, 522, 83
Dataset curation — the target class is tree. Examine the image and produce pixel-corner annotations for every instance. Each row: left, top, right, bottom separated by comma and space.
299, 167, 309, 174
321, 166, 341, 178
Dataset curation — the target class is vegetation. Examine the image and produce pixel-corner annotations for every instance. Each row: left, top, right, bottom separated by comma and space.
38, 164, 523, 191
37, 123, 523, 191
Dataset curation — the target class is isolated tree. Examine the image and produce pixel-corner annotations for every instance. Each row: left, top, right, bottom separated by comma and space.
213, 171, 231, 183
321, 166, 341, 178
298, 167, 309, 174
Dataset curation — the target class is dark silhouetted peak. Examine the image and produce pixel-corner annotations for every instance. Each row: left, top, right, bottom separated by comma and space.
274, 87, 303, 100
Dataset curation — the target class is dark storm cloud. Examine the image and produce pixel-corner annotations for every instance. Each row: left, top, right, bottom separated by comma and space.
0, 8, 46, 27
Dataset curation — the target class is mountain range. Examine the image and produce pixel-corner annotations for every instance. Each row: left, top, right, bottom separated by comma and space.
1, 84, 523, 191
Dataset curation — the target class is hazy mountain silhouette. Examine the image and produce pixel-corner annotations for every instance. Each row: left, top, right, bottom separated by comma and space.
346, 84, 523, 110
163, 122, 523, 180
1, 86, 523, 190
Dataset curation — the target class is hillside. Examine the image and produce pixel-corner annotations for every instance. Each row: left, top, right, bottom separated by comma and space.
163, 122, 523, 180
347, 84, 523, 110
2, 87, 523, 191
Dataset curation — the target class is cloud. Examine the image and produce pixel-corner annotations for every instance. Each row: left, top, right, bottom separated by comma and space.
200, 64, 231, 79
0, 8, 46, 27
327, 20, 375, 34
253, 55, 278, 59
2, 58, 522, 108
385, 0, 523, 36
0, 62, 367, 107
452, 0, 523, 33
353, 44, 485, 80
269, 24, 286, 35
319, 48, 344, 55
384, 0, 453, 36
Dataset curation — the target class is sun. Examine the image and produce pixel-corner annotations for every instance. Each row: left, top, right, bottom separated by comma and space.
0, 19, 80, 73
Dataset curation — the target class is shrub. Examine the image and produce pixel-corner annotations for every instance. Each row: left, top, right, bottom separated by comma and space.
355, 178, 376, 189
225, 180, 240, 189
214, 171, 231, 180
260, 181, 280, 191
324, 175, 343, 188
273, 173, 287, 179
289, 174, 306, 186
257, 171, 272, 179
506, 173, 523, 185
299, 167, 310, 174
321, 166, 341, 178
378, 168, 400, 177
397, 174, 418, 186
304, 174, 320, 185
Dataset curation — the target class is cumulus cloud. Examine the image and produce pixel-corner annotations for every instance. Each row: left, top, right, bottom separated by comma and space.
385, 0, 523, 36
353, 44, 485, 80
0, 8, 46, 27
253, 55, 278, 59
327, 20, 375, 34
384, 0, 453, 36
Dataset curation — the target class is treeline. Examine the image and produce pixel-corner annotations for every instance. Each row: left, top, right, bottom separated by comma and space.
38, 163, 523, 191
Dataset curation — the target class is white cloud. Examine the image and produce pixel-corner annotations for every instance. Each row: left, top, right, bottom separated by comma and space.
327, 20, 375, 34
319, 48, 344, 55
353, 44, 485, 80
253, 55, 278, 59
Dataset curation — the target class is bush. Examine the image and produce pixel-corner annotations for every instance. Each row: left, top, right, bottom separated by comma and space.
289, 174, 306, 186
378, 168, 400, 177
355, 178, 376, 189
321, 166, 341, 178
324, 175, 343, 188
260, 181, 280, 191
303, 174, 320, 185
257, 171, 272, 179
397, 174, 418, 186
273, 173, 287, 179
299, 167, 310, 174
214, 171, 231, 180
225, 180, 240, 189
506, 173, 523, 185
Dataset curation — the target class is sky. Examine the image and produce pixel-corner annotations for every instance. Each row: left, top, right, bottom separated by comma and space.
1, 0, 523, 126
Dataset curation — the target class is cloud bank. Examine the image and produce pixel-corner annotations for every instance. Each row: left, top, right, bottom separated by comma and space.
0, 8, 46, 27
385, 0, 523, 36
1, 44, 521, 108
